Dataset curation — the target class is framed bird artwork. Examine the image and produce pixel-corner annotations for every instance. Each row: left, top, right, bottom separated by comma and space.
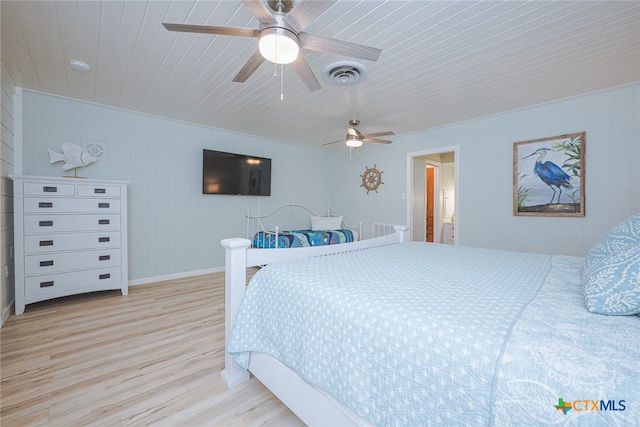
513, 132, 585, 217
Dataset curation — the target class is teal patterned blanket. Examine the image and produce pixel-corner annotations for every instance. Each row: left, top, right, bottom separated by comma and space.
252, 229, 355, 248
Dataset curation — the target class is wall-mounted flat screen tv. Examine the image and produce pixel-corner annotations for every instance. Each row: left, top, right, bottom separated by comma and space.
202, 149, 272, 196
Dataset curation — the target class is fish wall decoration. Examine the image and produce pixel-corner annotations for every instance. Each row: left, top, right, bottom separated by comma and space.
49, 142, 97, 171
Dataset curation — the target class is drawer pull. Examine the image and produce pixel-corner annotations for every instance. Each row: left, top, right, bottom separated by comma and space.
98, 203, 110, 208
99, 273, 111, 280
39, 202, 53, 208
99, 237, 110, 243
98, 219, 110, 225
39, 260, 54, 267
99, 255, 111, 261
39, 220, 54, 227
40, 281, 54, 288
39, 240, 54, 247
94, 188, 106, 194
43, 186, 58, 193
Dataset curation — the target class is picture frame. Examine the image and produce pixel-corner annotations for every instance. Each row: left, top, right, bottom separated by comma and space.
513, 132, 585, 217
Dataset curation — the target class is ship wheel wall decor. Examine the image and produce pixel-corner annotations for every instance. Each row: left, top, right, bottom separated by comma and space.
360, 164, 383, 193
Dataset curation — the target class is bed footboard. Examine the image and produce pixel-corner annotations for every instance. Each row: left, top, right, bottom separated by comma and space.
220, 226, 407, 389
219, 238, 251, 388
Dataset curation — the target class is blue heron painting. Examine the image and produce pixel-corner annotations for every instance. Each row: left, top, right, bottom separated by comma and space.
514, 132, 584, 216
524, 148, 573, 204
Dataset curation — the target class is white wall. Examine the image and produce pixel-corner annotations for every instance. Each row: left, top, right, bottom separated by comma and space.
410, 157, 426, 242
1, 64, 17, 324
16, 84, 640, 288
329, 84, 640, 257
21, 91, 333, 281
327, 148, 408, 240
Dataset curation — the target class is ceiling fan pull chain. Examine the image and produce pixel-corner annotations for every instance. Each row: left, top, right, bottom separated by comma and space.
271, 43, 284, 100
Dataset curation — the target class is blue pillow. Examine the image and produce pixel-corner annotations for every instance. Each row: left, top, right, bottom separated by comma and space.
583, 243, 640, 315
582, 213, 640, 278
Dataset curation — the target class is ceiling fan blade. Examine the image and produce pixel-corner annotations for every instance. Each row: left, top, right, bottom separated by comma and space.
290, 56, 322, 92
232, 49, 266, 83
241, 0, 276, 24
284, 0, 336, 32
322, 139, 344, 146
363, 137, 393, 144
300, 33, 381, 61
163, 23, 259, 38
363, 131, 395, 138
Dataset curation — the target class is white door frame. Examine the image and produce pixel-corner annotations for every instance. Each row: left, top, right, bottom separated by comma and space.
406, 146, 459, 244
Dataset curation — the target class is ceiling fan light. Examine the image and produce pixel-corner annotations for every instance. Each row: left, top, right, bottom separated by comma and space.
259, 28, 299, 64
346, 135, 363, 148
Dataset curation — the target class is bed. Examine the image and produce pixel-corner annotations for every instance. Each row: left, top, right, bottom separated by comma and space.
221, 216, 640, 426
246, 204, 361, 248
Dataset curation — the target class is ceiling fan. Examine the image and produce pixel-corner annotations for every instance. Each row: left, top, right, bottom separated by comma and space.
324, 119, 394, 148
162, 0, 382, 92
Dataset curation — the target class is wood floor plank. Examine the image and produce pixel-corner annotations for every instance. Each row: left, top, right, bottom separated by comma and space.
1, 271, 304, 426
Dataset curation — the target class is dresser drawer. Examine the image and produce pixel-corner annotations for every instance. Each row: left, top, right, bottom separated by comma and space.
23, 182, 75, 196
24, 267, 122, 296
24, 249, 122, 275
78, 184, 121, 198
24, 198, 121, 214
24, 231, 121, 253
24, 214, 121, 233
444, 223, 455, 244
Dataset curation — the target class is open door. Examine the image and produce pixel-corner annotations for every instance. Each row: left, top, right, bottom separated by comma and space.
426, 165, 435, 242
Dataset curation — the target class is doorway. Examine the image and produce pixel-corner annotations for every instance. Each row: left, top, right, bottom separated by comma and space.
426, 164, 436, 242
406, 147, 458, 244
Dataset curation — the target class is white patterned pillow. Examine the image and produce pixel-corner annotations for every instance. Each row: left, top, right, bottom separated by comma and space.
311, 215, 343, 230
582, 213, 640, 278
583, 243, 640, 315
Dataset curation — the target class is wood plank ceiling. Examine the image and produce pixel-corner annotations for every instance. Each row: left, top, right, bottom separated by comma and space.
2, 0, 639, 149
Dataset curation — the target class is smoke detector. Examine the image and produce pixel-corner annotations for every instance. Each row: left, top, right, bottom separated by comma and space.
322, 61, 367, 85
69, 60, 91, 72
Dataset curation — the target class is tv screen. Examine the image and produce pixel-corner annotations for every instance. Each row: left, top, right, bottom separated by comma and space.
202, 149, 272, 196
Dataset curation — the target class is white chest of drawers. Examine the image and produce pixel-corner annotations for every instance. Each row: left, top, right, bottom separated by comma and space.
11, 175, 129, 314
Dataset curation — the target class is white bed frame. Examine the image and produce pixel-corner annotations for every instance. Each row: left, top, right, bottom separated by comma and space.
220, 225, 408, 426
246, 204, 362, 248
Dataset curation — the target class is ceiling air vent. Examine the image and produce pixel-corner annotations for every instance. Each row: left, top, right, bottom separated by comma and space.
322, 61, 367, 85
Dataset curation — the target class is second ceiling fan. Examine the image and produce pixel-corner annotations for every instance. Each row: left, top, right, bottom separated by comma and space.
163, 0, 382, 92
324, 119, 395, 148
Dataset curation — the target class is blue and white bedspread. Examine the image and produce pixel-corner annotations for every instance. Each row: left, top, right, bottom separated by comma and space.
252, 228, 354, 248
228, 242, 639, 426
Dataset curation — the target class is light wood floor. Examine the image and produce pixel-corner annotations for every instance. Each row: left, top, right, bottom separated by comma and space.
1, 272, 305, 426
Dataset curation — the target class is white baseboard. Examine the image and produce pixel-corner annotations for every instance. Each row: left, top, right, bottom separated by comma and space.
128, 266, 225, 287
